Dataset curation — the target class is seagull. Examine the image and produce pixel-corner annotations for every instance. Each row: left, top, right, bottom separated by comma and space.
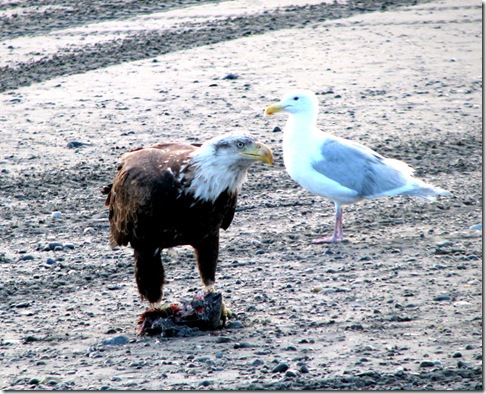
265, 89, 450, 243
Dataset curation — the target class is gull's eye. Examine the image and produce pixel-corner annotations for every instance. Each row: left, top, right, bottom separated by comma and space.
293, 96, 299, 101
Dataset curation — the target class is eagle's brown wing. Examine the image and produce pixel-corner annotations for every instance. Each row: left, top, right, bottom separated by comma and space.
105, 143, 196, 249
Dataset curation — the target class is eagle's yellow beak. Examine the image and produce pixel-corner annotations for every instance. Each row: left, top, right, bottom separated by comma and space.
241, 142, 274, 165
264, 104, 286, 116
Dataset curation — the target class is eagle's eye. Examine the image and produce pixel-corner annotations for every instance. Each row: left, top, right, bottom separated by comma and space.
236, 141, 245, 149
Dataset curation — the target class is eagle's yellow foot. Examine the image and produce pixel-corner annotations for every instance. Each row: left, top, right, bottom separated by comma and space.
203, 284, 215, 293
222, 299, 232, 320
148, 301, 162, 311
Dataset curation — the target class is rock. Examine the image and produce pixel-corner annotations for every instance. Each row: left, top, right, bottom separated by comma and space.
234, 342, 252, 349
19, 254, 35, 261
465, 344, 474, 350
216, 336, 232, 343
420, 360, 435, 368
434, 240, 453, 248
452, 351, 462, 358
222, 73, 239, 80
394, 367, 405, 376
251, 359, 264, 366
469, 223, 482, 231
101, 335, 130, 346
347, 323, 364, 330
285, 369, 299, 378
51, 211, 62, 218
49, 242, 64, 250
226, 320, 244, 329
272, 126, 282, 132
272, 362, 289, 373
299, 365, 309, 373
433, 295, 451, 301
67, 141, 89, 148
200, 380, 212, 387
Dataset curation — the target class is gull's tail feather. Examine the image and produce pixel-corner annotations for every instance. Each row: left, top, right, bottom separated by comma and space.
403, 182, 451, 202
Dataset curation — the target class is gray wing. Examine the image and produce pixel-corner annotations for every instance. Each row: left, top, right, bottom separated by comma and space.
312, 137, 409, 198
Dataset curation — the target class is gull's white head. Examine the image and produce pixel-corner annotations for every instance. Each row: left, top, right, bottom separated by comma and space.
264, 89, 319, 117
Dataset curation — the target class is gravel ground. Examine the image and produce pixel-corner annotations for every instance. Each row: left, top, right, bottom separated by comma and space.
0, 0, 482, 390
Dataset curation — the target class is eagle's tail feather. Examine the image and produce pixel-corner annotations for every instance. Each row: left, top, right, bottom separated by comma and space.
134, 248, 166, 304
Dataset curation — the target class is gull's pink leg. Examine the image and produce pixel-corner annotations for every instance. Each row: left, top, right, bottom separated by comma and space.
311, 204, 344, 244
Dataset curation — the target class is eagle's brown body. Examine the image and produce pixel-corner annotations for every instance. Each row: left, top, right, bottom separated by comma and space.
103, 135, 273, 305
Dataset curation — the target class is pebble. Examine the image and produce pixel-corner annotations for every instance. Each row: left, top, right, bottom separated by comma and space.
251, 359, 264, 366
432, 264, 447, 270
469, 223, 482, 231
42, 242, 63, 251
299, 364, 309, 373
222, 73, 239, 80
234, 342, 252, 349
272, 362, 289, 373
226, 321, 244, 329
452, 351, 462, 358
272, 126, 281, 132
435, 240, 453, 248
46, 258, 56, 265
321, 289, 336, 294
465, 344, 474, 350
216, 336, 232, 343
394, 367, 405, 376
19, 254, 35, 261
51, 211, 62, 218
67, 141, 89, 149
200, 380, 212, 387
285, 369, 298, 378
101, 335, 130, 346
420, 360, 435, 368
433, 295, 451, 301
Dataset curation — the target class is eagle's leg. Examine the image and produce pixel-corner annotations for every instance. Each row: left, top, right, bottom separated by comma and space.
311, 204, 344, 244
133, 247, 166, 306
192, 235, 219, 292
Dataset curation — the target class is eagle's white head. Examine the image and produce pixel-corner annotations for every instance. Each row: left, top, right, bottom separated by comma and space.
187, 134, 273, 202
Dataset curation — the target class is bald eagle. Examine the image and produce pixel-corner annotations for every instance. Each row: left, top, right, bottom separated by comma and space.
265, 90, 449, 243
103, 134, 273, 306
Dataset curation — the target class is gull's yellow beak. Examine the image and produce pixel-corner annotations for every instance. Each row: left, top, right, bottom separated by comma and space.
241, 142, 274, 165
264, 104, 286, 116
